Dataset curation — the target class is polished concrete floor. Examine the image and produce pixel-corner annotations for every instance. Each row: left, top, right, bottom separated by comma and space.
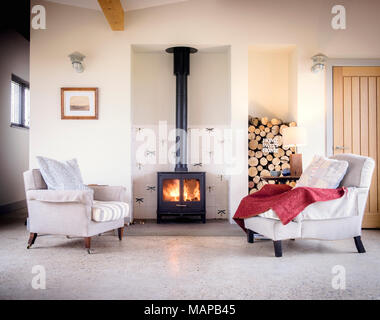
128, 218, 243, 236
1, 209, 380, 299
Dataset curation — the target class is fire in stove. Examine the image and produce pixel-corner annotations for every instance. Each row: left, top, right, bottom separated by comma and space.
162, 178, 201, 202
184, 179, 200, 202
162, 179, 180, 202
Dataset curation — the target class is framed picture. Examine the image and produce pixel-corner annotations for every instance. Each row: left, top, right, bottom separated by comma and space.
61, 87, 98, 119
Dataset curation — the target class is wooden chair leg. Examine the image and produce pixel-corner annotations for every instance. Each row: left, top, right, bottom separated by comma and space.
247, 229, 255, 243
84, 237, 92, 254
27, 233, 37, 249
354, 236, 366, 253
273, 240, 282, 257
118, 227, 124, 241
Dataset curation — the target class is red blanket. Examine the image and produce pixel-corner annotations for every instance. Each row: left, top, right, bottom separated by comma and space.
233, 184, 346, 231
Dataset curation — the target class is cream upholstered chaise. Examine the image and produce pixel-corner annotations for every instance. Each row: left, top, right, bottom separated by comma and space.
244, 154, 375, 257
24, 169, 130, 253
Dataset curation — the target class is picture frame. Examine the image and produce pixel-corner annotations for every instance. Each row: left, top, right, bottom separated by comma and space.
61, 87, 98, 119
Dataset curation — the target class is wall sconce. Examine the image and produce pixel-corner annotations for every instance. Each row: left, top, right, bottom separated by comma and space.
68, 51, 85, 73
311, 53, 328, 73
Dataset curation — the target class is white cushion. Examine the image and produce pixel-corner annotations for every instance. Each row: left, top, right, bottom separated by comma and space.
36, 156, 89, 191
92, 201, 129, 222
296, 155, 348, 189
259, 187, 358, 221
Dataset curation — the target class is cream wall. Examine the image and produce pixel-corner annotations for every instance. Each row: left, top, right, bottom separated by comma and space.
288, 48, 298, 122
0, 31, 29, 208
132, 52, 174, 125
248, 46, 295, 122
30, 1, 133, 207
132, 49, 230, 126
188, 51, 230, 126
30, 0, 380, 221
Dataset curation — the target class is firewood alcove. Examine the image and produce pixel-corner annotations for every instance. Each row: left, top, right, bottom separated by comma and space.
248, 116, 297, 194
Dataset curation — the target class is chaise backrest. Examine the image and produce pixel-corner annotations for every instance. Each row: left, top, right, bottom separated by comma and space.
23, 169, 48, 191
330, 154, 375, 188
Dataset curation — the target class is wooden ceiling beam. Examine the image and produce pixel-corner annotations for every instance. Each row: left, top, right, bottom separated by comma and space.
98, 0, 125, 31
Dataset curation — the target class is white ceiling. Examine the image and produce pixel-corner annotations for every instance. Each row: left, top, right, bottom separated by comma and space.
46, 0, 189, 12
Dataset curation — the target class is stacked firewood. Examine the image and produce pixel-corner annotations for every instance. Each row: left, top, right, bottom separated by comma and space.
248, 117, 297, 194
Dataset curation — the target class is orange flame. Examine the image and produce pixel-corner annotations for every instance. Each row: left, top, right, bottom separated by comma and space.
163, 179, 180, 202
184, 179, 200, 202
162, 178, 201, 202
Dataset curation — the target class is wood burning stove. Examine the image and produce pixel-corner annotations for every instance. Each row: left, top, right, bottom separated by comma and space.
156, 46, 206, 223
157, 172, 206, 223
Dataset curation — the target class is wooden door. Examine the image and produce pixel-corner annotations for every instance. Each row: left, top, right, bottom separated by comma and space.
333, 67, 380, 228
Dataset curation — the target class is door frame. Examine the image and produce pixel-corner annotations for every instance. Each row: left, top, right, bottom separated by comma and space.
326, 59, 380, 156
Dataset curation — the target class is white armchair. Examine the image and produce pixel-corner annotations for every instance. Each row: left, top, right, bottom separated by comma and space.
244, 154, 375, 257
24, 169, 130, 253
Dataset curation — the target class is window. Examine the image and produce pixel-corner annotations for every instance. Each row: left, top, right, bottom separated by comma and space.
11, 74, 30, 128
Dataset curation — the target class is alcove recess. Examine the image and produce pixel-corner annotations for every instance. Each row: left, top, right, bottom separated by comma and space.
248, 116, 297, 194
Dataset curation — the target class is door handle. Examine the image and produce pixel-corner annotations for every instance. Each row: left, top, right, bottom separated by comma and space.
176, 204, 187, 207
335, 146, 349, 150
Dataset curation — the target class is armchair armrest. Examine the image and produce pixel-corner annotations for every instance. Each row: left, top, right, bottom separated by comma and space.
351, 187, 370, 218
26, 189, 93, 206
352, 187, 369, 194
88, 185, 126, 202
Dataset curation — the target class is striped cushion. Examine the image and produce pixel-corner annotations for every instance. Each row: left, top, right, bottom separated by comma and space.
92, 201, 129, 222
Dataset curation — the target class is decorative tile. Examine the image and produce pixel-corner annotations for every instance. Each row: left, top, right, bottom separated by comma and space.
131, 125, 229, 220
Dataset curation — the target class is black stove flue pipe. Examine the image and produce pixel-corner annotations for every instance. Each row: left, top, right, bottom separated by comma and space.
166, 46, 197, 172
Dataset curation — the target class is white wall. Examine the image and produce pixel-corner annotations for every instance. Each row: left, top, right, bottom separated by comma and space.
30, 0, 380, 221
0, 31, 29, 207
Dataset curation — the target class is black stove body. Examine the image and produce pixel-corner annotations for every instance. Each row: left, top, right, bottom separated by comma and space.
157, 171, 206, 223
